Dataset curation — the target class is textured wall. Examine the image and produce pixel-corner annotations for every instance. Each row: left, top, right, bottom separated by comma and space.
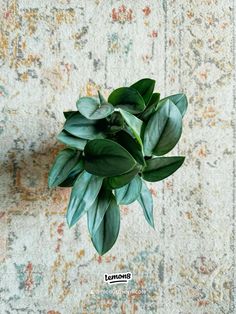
0, 0, 235, 313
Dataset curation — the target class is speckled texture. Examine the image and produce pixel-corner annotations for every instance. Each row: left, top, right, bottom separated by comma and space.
0, 0, 235, 313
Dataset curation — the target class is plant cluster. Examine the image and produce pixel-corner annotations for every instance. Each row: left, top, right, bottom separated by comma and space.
48, 78, 187, 255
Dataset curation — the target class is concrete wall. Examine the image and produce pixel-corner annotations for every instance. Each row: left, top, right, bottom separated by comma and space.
0, 0, 235, 313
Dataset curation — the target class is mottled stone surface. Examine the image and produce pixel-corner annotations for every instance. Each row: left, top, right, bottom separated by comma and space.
0, 0, 235, 313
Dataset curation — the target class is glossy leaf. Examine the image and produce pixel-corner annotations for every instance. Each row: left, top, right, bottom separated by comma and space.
66, 171, 103, 228
48, 148, 81, 188
143, 99, 182, 156
108, 87, 145, 114
130, 78, 155, 105
64, 112, 106, 140
107, 165, 141, 189
76, 96, 114, 120
115, 175, 142, 205
57, 130, 87, 150
142, 156, 185, 182
84, 139, 137, 177
98, 91, 108, 106
138, 93, 160, 122
105, 112, 124, 134
87, 187, 112, 236
119, 109, 143, 146
91, 195, 120, 255
159, 93, 188, 117
116, 130, 145, 166
59, 160, 84, 187
137, 179, 154, 228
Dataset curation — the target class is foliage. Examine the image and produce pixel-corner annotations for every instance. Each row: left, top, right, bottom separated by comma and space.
48, 78, 188, 255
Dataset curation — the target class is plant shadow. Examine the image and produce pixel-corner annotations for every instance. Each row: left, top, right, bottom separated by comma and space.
0, 141, 71, 214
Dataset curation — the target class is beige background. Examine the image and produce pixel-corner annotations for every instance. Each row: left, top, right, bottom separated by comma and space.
0, 0, 235, 313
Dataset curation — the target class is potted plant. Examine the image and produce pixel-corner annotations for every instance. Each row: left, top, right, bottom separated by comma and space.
48, 78, 187, 255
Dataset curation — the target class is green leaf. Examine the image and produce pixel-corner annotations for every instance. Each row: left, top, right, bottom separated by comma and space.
105, 112, 124, 134
84, 139, 137, 177
57, 130, 87, 150
115, 175, 142, 205
76, 96, 114, 120
66, 171, 103, 228
108, 87, 145, 114
130, 78, 155, 105
98, 91, 108, 105
138, 93, 160, 122
63, 111, 77, 119
91, 195, 120, 255
143, 99, 182, 156
137, 179, 154, 228
87, 186, 112, 236
48, 148, 81, 188
159, 94, 188, 117
58, 176, 77, 187
107, 165, 141, 189
142, 156, 185, 182
59, 160, 84, 187
58, 175, 77, 187
119, 109, 143, 146
64, 112, 106, 140
116, 130, 145, 166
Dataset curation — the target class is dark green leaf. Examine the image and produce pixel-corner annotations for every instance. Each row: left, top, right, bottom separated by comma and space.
108, 87, 145, 114
63, 111, 77, 119
115, 175, 142, 205
57, 130, 87, 150
130, 78, 155, 105
107, 165, 141, 189
105, 112, 124, 134
119, 109, 143, 146
48, 148, 81, 188
59, 160, 84, 187
58, 175, 77, 187
76, 96, 114, 120
64, 112, 106, 140
116, 130, 145, 166
87, 186, 112, 236
84, 139, 137, 177
142, 156, 185, 182
137, 179, 154, 228
91, 195, 120, 255
66, 171, 103, 228
58, 176, 76, 187
159, 93, 188, 117
143, 99, 182, 156
138, 93, 160, 122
